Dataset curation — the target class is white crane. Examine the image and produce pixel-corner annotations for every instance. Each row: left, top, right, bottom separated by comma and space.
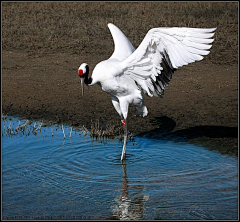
78, 23, 216, 161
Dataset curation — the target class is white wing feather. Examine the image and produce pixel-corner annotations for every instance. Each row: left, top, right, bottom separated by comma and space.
121, 27, 216, 97
108, 23, 135, 61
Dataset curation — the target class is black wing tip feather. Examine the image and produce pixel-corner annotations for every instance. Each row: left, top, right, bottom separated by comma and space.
151, 49, 176, 97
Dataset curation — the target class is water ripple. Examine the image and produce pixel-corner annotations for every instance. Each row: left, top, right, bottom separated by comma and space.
2, 116, 238, 220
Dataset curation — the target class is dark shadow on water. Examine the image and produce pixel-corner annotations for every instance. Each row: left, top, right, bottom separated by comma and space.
137, 116, 238, 155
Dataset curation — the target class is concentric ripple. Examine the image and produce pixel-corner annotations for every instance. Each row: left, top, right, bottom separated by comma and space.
2, 116, 238, 220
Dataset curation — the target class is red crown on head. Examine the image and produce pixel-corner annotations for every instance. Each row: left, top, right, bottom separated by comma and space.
78, 69, 84, 77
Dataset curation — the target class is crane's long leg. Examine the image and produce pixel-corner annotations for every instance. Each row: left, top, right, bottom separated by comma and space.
112, 96, 129, 161
121, 119, 127, 161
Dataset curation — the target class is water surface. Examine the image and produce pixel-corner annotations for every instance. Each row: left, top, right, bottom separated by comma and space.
2, 116, 238, 220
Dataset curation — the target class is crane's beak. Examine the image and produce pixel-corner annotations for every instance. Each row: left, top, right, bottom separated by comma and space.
80, 77, 84, 96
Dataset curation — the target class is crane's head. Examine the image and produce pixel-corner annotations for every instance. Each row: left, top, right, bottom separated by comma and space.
78, 63, 89, 96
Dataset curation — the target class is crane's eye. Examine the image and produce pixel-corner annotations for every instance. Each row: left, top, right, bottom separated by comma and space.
78, 69, 84, 77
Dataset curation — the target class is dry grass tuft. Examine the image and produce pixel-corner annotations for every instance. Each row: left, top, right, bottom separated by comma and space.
90, 119, 122, 138
89, 119, 134, 142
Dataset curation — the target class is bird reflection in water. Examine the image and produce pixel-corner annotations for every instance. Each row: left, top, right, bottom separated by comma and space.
111, 163, 149, 220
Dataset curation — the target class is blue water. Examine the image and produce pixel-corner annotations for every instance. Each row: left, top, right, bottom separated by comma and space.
2, 116, 238, 220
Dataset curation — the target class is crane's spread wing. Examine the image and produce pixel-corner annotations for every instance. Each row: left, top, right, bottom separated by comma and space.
121, 27, 216, 97
108, 23, 135, 62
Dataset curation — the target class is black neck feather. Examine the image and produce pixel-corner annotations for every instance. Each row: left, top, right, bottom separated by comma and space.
84, 65, 92, 85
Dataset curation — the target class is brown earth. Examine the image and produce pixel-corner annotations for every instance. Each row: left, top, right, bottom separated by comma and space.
2, 2, 238, 155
